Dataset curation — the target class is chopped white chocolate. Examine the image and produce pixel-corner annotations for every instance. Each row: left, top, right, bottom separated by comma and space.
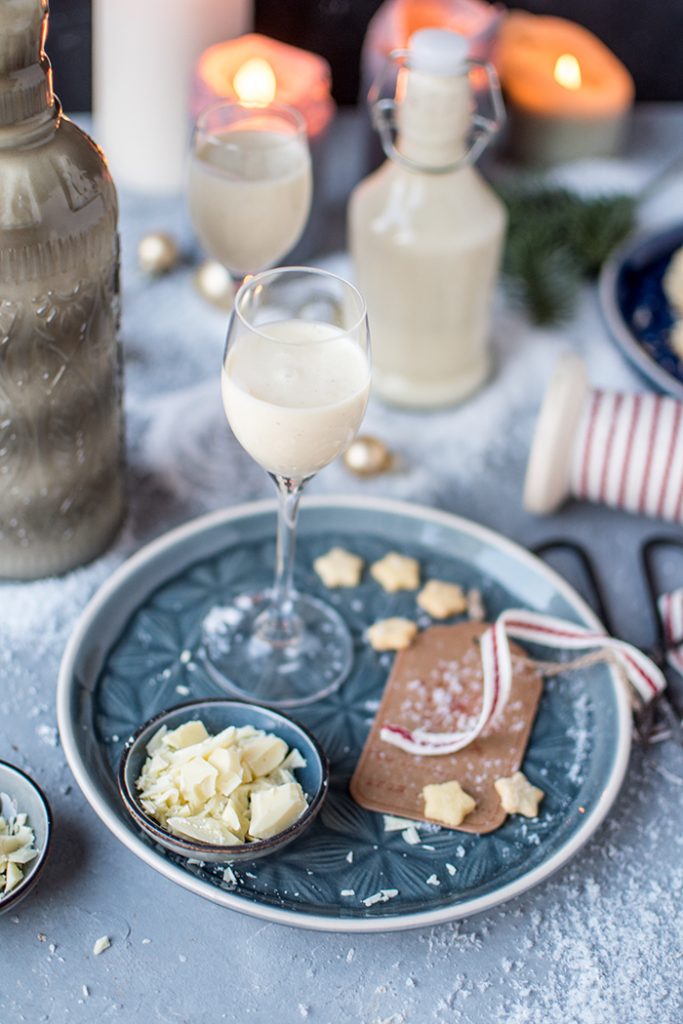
383, 814, 422, 832
165, 720, 209, 749
240, 735, 288, 777
417, 580, 468, 619
93, 936, 111, 956
135, 720, 309, 846
423, 779, 476, 828
670, 319, 683, 361
467, 587, 486, 622
313, 547, 364, 588
664, 245, 683, 316
494, 771, 544, 818
362, 888, 398, 907
249, 783, 308, 839
370, 552, 420, 592
0, 800, 37, 897
367, 618, 418, 652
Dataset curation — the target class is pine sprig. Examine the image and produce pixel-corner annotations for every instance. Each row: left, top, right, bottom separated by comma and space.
498, 186, 637, 325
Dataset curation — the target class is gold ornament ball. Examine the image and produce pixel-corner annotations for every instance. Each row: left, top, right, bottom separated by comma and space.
344, 435, 393, 477
137, 232, 180, 275
195, 259, 235, 310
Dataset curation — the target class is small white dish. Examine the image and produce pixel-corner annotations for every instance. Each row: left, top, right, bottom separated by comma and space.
0, 762, 52, 915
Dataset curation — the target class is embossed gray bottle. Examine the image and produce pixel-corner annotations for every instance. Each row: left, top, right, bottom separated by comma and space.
0, 0, 125, 578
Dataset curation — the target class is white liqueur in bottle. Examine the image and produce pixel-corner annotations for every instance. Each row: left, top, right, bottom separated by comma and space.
349, 29, 506, 408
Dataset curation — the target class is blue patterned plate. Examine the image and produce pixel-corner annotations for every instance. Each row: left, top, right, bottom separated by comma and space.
57, 498, 630, 933
600, 222, 683, 399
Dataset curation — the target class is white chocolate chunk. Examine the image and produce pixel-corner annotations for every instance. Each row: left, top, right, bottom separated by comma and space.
423, 780, 476, 828
367, 617, 418, 652
467, 587, 486, 622
670, 319, 683, 360
664, 246, 683, 316
314, 547, 364, 588
417, 580, 468, 619
166, 815, 243, 846
4, 861, 23, 893
207, 746, 244, 796
0, 807, 37, 896
240, 735, 288, 777
179, 758, 217, 807
370, 552, 420, 593
281, 748, 307, 771
494, 771, 544, 818
164, 720, 209, 749
383, 814, 422, 832
249, 783, 308, 840
93, 936, 111, 956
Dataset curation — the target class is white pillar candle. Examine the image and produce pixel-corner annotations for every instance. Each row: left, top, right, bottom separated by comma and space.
93, 0, 252, 194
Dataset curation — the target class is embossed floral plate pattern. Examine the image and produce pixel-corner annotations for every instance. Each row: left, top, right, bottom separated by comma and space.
57, 498, 631, 932
600, 222, 683, 399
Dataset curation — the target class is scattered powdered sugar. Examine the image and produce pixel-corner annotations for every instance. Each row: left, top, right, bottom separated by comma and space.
5, 155, 683, 1022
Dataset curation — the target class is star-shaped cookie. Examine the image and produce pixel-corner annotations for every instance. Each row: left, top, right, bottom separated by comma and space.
313, 547, 364, 588
367, 617, 418, 652
417, 580, 468, 619
494, 771, 544, 818
370, 552, 420, 593
422, 779, 477, 828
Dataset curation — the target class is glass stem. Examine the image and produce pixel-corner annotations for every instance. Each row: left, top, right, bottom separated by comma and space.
269, 474, 304, 637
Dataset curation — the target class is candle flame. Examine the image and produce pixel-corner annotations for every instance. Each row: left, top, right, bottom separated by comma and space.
233, 57, 277, 105
554, 53, 582, 91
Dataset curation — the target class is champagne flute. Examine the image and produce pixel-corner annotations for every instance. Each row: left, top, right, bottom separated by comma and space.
202, 267, 371, 707
188, 100, 312, 285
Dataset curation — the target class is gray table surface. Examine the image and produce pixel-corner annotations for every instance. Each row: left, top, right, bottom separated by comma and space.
2, 107, 683, 1024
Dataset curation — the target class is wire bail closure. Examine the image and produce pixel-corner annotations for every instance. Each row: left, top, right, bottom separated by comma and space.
369, 49, 505, 175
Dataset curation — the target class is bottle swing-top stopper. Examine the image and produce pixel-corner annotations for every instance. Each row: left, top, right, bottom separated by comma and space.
524, 354, 683, 523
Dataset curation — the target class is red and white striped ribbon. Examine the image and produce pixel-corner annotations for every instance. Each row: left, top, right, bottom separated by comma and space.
570, 390, 683, 522
380, 609, 666, 757
658, 588, 683, 675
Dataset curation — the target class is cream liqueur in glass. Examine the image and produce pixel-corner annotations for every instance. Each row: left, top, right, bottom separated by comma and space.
222, 319, 370, 480
188, 105, 312, 278
204, 268, 371, 708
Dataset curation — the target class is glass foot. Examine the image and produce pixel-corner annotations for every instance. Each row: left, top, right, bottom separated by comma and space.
200, 590, 353, 708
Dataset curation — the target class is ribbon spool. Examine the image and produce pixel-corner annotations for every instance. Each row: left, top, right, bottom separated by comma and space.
524, 354, 683, 522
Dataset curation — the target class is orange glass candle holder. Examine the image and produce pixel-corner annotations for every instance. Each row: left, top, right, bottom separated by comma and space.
496, 13, 635, 166
192, 33, 335, 139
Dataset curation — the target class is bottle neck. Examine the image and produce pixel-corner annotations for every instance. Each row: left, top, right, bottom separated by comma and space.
0, 0, 54, 132
395, 67, 471, 170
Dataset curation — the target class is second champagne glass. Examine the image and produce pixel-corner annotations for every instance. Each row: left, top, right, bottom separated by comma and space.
202, 267, 371, 707
188, 100, 312, 283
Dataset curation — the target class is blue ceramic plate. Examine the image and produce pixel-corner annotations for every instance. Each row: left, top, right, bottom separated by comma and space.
57, 498, 631, 933
600, 222, 683, 399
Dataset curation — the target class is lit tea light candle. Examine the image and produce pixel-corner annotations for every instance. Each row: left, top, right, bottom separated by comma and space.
496, 12, 635, 165
232, 57, 277, 105
192, 33, 335, 138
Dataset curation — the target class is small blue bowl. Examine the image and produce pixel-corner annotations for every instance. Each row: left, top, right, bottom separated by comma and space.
0, 762, 52, 915
118, 699, 329, 863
